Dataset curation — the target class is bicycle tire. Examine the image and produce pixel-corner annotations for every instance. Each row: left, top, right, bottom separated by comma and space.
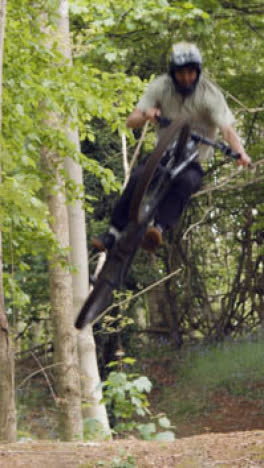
130, 120, 191, 224
75, 221, 148, 330
75, 279, 113, 329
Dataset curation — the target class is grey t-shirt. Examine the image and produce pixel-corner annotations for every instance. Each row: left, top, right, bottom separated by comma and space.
136, 74, 235, 160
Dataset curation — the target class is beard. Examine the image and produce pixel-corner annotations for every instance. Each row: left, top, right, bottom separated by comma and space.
172, 74, 200, 96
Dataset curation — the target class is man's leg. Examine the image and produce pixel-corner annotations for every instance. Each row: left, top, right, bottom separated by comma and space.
111, 164, 145, 231
156, 162, 204, 229
142, 162, 204, 251
92, 163, 145, 251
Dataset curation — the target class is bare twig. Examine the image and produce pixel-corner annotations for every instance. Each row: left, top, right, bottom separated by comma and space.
193, 157, 264, 199
244, 18, 264, 38
17, 362, 63, 390
236, 106, 264, 113
122, 133, 130, 188
183, 207, 214, 240
129, 120, 149, 171
131, 327, 170, 334
16, 342, 53, 357
206, 74, 264, 116
219, 2, 264, 14
225, 92, 264, 117
234, 175, 264, 191
92, 268, 182, 329
211, 457, 257, 467
15, 321, 32, 341
0, 450, 81, 455
193, 169, 241, 198
30, 352, 57, 402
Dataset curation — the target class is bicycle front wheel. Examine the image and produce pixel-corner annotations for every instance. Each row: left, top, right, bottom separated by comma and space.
130, 121, 190, 224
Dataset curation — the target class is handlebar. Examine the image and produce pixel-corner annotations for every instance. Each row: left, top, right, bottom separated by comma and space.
156, 116, 241, 161
156, 115, 171, 128
191, 133, 240, 161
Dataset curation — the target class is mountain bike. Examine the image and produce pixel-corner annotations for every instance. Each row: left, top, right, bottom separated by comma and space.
75, 118, 241, 330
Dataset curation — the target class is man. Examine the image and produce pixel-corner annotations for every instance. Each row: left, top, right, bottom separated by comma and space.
93, 42, 251, 252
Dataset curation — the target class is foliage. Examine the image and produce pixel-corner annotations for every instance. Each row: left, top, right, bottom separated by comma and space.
83, 417, 110, 441
101, 357, 175, 440
70, 0, 209, 80
182, 335, 264, 394
99, 290, 135, 335
1, 0, 142, 334
153, 335, 264, 428
14, 335, 264, 441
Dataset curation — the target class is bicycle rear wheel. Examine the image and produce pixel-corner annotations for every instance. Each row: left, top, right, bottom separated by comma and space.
75, 222, 147, 329
130, 121, 190, 224
75, 279, 113, 329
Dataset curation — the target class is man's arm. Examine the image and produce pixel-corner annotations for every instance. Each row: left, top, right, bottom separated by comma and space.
126, 107, 161, 128
220, 124, 251, 167
126, 75, 165, 128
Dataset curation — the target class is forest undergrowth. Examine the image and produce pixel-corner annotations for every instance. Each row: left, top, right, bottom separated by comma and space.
16, 333, 264, 441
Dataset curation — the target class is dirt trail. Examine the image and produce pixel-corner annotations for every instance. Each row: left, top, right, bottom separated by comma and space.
1, 431, 264, 467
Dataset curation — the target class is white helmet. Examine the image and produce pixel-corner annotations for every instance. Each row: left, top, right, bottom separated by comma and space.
168, 42, 202, 95
170, 42, 202, 69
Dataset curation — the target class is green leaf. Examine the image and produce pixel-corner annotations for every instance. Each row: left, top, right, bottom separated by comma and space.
158, 416, 172, 428
154, 431, 175, 442
183, 2, 194, 9
137, 423, 156, 440
16, 104, 24, 115
106, 361, 119, 368
122, 357, 136, 365
133, 376, 152, 393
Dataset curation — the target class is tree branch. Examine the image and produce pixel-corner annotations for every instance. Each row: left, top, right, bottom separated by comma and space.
93, 268, 182, 329
193, 158, 264, 199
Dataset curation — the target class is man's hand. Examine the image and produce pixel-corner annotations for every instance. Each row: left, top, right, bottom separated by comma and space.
237, 151, 252, 167
126, 107, 160, 129
220, 125, 252, 168
144, 107, 161, 124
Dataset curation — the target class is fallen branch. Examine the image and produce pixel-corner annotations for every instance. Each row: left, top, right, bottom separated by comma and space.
211, 457, 256, 467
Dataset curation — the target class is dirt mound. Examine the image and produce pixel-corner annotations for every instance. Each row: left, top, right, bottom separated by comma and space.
1, 431, 264, 467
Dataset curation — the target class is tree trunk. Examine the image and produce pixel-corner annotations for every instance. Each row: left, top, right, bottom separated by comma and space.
65, 152, 111, 435
0, 237, 17, 443
42, 148, 83, 441
0, 0, 17, 443
40, 0, 83, 439
56, 0, 111, 435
